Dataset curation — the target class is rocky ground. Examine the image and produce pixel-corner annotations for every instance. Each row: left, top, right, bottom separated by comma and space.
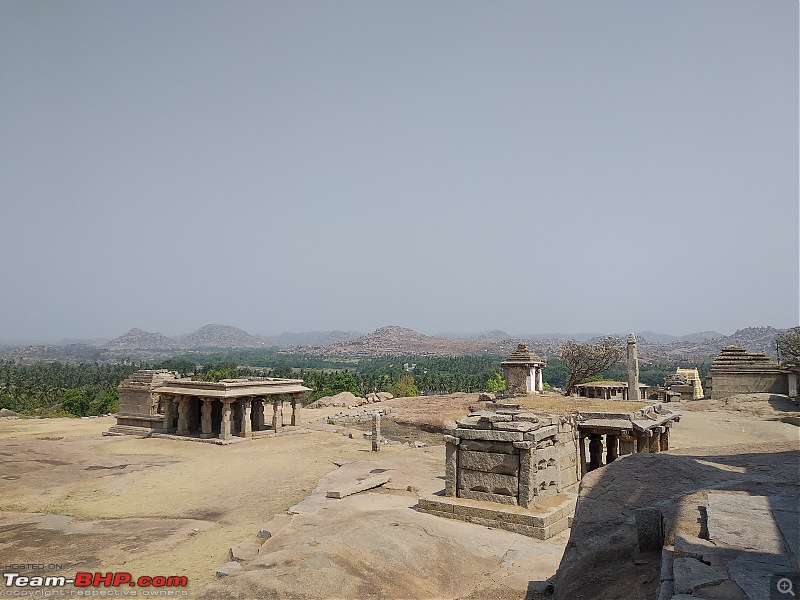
0, 393, 796, 599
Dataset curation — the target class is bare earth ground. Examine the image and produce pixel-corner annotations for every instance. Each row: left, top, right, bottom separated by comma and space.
0, 393, 797, 599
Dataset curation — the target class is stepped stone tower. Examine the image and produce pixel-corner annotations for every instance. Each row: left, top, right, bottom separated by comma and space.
708, 346, 790, 399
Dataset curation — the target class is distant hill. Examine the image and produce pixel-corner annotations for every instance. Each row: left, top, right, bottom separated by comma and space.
260, 330, 363, 347
105, 328, 179, 352
175, 324, 264, 349
291, 325, 509, 357
13, 323, 790, 363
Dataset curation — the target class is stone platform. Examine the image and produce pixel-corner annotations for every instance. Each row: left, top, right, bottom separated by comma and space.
417, 491, 576, 540
104, 426, 309, 444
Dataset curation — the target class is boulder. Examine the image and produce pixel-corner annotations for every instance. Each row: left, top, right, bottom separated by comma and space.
306, 391, 365, 409
0, 408, 20, 418
215, 562, 242, 577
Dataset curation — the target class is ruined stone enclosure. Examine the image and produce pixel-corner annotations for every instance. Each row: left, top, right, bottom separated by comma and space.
418, 402, 680, 540
108, 370, 311, 442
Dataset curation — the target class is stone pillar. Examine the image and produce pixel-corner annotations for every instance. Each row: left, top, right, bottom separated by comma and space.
588, 434, 603, 471
176, 397, 190, 435
518, 444, 535, 507
619, 436, 635, 456
201, 398, 212, 438
627, 333, 640, 401
648, 429, 660, 453
162, 396, 174, 430
536, 368, 543, 393
788, 373, 798, 398
240, 398, 252, 438
444, 438, 459, 497
291, 397, 299, 426
606, 434, 619, 463
253, 399, 265, 431
220, 401, 233, 440
579, 434, 587, 476
637, 432, 650, 453
272, 397, 283, 431
371, 412, 380, 451
660, 426, 669, 451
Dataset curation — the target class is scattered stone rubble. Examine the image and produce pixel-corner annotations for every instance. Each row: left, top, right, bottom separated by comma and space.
306, 391, 392, 409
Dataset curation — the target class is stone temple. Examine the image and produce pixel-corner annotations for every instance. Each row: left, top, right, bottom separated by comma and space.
707, 345, 797, 400
108, 370, 311, 442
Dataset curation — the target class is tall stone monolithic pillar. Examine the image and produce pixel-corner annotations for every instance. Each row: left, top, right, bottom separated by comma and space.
627, 333, 640, 401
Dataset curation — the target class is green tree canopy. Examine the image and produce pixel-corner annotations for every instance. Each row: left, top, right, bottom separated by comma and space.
777, 326, 800, 366
390, 374, 418, 398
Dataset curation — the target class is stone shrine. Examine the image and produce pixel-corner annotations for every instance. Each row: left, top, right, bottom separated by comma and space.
501, 343, 546, 395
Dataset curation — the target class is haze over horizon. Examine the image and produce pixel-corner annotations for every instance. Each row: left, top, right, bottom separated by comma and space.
2, 2, 797, 342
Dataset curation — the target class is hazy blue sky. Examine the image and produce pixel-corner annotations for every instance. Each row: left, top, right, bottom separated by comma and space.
1, 1, 797, 341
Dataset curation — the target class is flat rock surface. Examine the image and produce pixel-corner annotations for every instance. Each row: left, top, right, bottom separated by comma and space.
672, 557, 727, 594
199, 453, 570, 599
706, 493, 787, 554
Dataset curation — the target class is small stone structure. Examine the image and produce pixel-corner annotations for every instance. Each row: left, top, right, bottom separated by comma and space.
112, 370, 182, 432
445, 409, 580, 507
501, 343, 546, 395
706, 345, 791, 400
419, 402, 680, 539
574, 380, 650, 401
108, 370, 311, 441
659, 367, 704, 402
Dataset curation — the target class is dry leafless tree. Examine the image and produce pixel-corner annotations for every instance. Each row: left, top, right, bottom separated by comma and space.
559, 337, 624, 395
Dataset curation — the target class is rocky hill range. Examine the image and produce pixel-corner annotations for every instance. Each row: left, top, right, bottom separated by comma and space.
1, 324, 788, 363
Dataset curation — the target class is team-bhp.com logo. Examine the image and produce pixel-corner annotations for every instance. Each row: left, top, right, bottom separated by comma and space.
3, 572, 188, 596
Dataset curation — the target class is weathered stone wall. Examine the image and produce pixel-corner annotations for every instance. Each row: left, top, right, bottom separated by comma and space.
710, 372, 789, 400
504, 366, 531, 396
110, 370, 179, 433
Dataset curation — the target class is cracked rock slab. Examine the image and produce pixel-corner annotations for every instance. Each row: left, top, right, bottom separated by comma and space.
672, 557, 727, 594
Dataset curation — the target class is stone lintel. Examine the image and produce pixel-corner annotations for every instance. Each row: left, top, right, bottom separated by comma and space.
459, 440, 516, 454
455, 428, 523, 442
524, 425, 558, 442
